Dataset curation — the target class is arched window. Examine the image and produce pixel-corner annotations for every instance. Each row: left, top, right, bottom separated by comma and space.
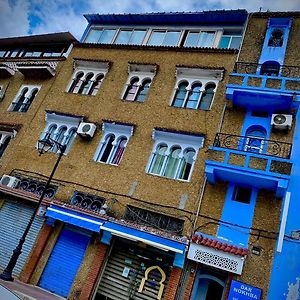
124, 78, 139, 101
89, 74, 104, 96
111, 137, 127, 165
260, 61, 280, 76
244, 126, 267, 153
199, 83, 216, 110
0, 136, 11, 158
21, 88, 38, 112
98, 135, 115, 163
54, 126, 67, 152
149, 144, 168, 175
45, 124, 57, 140
69, 72, 84, 93
12, 87, 28, 112
78, 73, 94, 95
64, 128, 77, 152
186, 83, 202, 109
164, 146, 181, 178
136, 79, 151, 102
268, 28, 284, 47
172, 82, 188, 107
178, 148, 196, 180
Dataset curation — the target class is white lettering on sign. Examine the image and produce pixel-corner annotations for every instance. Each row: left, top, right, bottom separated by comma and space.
233, 287, 258, 299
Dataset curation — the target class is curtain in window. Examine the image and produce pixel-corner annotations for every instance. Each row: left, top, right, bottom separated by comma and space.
13, 88, 28, 112
0, 136, 11, 158
99, 135, 115, 163
79, 73, 94, 95
89, 74, 104, 96
111, 138, 127, 165
136, 79, 151, 102
69, 72, 84, 93
150, 145, 167, 174
163, 147, 181, 178
178, 149, 195, 180
124, 78, 139, 101
173, 82, 188, 107
199, 83, 216, 110
186, 83, 202, 109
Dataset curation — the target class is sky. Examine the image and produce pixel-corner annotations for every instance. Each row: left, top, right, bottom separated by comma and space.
0, 0, 300, 40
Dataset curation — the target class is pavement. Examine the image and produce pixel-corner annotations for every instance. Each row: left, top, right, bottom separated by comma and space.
0, 279, 64, 300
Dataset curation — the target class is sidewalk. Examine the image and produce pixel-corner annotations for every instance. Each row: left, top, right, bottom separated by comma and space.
0, 279, 64, 300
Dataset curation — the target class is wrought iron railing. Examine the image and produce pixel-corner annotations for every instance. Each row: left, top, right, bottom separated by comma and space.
233, 62, 300, 78
70, 191, 106, 213
213, 133, 292, 159
14, 174, 58, 199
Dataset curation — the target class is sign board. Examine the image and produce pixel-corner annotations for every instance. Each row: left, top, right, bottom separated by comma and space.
228, 280, 262, 300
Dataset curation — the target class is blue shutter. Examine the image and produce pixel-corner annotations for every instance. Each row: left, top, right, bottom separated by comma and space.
38, 227, 90, 298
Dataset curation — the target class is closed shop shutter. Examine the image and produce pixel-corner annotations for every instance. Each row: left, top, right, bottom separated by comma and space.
38, 226, 90, 298
95, 240, 171, 300
0, 200, 44, 276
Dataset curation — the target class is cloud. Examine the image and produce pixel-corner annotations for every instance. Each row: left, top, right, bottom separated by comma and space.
0, 0, 30, 38
0, 0, 300, 40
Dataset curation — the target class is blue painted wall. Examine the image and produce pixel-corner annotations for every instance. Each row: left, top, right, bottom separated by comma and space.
268, 109, 300, 299
217, 183, 258, 247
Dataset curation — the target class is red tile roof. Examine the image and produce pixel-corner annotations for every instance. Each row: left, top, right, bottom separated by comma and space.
191, 234, 248, 256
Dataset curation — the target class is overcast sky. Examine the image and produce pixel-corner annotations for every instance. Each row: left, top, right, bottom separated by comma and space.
1, 0, 299, 40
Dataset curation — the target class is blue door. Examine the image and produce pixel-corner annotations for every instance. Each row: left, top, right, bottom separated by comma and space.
38, 227, 90, 298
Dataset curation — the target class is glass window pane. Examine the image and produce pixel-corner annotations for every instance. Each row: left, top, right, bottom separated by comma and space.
198, 32, 215, 47
99, 29, 116, 43
85, 29, 101, 43
230, 36, 242, 49
147, 31, 165, 46
185, 32, 199, 47
129, 30, 146, 45
219, 36, 230, 49
163, 31, 180, 46
0, 51, 6, 57
115, 30, 132, 44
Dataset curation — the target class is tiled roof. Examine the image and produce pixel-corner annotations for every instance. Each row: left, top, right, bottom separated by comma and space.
191, 234, 248, 256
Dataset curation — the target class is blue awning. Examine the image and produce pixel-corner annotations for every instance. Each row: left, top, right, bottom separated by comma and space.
101, 222, 187, 254
46, 205, 104, 232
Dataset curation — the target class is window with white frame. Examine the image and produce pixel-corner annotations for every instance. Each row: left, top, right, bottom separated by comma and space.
67, 60, 109, 96
184, 30, 217, 48
147, 129, 204, 181
8, 85, 40, 112
114, 29, 147, 45
39, 112, 83, 154
0, 130, 15, 158
219, 31, 242, 49
147, 30, 182, 46
94, 122, 133, 165
122, 64, 157, 102
171, 68, 223, 110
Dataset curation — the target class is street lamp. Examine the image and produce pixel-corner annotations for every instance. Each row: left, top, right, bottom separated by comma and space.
0, 136, 66, 281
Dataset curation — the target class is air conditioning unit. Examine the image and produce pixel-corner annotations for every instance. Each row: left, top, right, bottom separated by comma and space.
77, 122, 97, 138
271, 114, 293, 130
0, 175, 20, 188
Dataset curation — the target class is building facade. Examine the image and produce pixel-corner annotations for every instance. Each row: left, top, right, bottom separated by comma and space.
0, 9, 300, 300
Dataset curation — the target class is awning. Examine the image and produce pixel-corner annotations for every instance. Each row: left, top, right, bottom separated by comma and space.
45, 205, 104, 232
101, 222, 186, 254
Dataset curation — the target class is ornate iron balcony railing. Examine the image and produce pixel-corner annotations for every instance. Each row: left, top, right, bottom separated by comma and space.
233, 62, 300, 78
70, 191, 106, 213
213, 133, 292, 159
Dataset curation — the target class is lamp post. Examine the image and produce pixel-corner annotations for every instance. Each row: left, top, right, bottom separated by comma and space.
0, 136, 66, 281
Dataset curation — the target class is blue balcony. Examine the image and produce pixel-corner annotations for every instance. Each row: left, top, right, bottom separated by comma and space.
205, 133, 293, 197
226, 62, 300, 112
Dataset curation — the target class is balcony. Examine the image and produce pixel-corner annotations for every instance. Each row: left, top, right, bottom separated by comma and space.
16, 62, 56, 78
226, 62, 300, 112
205, 133, 293, 197
0, 64, 15, 77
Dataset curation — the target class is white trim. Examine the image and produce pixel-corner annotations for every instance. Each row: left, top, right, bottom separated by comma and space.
47, 207, 104, 226
101, 226, 184, 254
277, 191, 291, 253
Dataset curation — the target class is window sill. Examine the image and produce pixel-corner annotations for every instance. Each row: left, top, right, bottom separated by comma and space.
94, 160, 120, 167
146, 171, 190, 183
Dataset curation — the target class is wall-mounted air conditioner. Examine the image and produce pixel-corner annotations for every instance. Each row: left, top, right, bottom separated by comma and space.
271, 114, 292, 130
0, 175, 20, 188
77, 122, 97, 138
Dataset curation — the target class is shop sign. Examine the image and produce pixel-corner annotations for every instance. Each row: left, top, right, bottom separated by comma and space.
228, 280, 262, 300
